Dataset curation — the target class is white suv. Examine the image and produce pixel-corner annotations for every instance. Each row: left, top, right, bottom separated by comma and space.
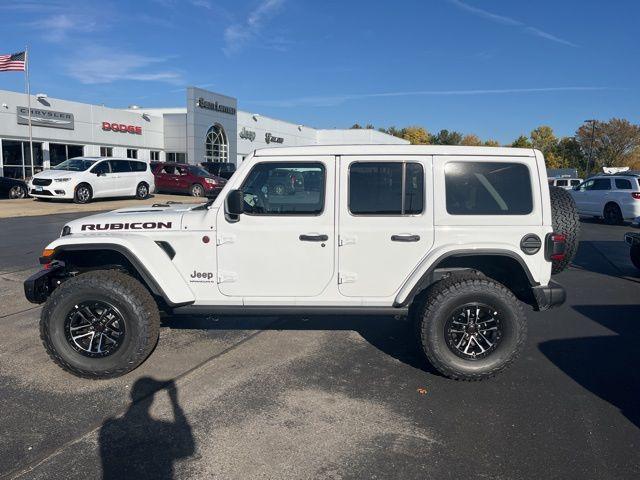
25, 145, 579, 381
29, 157, 155, 204
570, 174, 640, 224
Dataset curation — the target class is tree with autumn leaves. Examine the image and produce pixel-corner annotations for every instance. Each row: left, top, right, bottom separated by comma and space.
353, 118, 640, 175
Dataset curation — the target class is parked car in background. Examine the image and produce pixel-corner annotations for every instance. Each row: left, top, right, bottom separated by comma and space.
153, 162, 226, 197
624, 232, 640, 270
548, 177, 582, 190
0, 176, 29, 199
28, 157, 154, 204
200, 161, 236, 180
570, 173, 640, 225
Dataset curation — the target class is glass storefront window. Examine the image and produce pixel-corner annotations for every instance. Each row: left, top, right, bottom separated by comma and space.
50, 143, 84, 166
1, 140, 42, 179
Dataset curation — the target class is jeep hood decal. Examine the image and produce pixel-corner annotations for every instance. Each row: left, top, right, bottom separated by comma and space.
64, 205, 189, 235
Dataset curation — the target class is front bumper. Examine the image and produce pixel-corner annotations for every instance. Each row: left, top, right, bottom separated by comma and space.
24, 264, 65, 304
28, 183, 74, 199
532, 280, 566, 311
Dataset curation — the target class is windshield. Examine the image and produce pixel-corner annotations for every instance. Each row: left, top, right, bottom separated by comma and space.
53, 158, 97, 172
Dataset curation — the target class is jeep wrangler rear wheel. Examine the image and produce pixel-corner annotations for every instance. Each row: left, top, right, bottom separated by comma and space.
415, 274, 527, 381
40, 270, 160, 379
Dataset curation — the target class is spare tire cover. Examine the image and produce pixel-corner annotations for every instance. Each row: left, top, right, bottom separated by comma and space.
549, 186, 580, 274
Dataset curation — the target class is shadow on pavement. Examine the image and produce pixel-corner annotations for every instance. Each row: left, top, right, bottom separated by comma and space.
539, 304, 640, 429
570, 240, 640, 280
99, 377, 195, 480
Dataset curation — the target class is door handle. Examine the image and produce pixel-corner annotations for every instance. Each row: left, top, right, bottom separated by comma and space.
299, 234, 328, 242
391, 234, 420, 242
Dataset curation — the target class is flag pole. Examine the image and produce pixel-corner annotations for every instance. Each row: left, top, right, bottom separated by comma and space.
25, 46, 34, 179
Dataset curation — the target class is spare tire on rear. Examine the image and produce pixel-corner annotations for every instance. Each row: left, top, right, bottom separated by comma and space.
549, 186, 580, 274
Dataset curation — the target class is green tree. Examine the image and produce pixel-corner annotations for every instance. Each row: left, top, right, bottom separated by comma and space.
511, 135, 532, 148
484, 139, 500, 147
432, 129, 463, 145
400, 126, 431, 145
365, 123, 375, 130
555, 137, 586, 173
530, 126, 558, 154
461, 134, 482, 146
350, 123, 362, 129
575, 118, 640, 169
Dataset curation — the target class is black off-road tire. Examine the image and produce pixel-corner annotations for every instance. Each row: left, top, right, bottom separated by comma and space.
40, 270, 160, 379
414, 273, 527, 381
630, 245, 640, 270
603, 202, 624, 226
549, 186, 580, 274
74, 183, 93, 204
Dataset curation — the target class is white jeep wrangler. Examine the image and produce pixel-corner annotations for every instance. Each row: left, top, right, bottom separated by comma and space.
25, 145, 579, 381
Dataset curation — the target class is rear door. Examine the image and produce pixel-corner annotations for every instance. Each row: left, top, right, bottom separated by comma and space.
175, 165, 191, 193
337, 155, 433, 297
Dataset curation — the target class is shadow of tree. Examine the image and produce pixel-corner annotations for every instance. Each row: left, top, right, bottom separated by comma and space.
99, 377, 195, 480
539, 304, 640, 429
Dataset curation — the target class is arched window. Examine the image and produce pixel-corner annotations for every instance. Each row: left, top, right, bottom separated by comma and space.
204, 124, 228, 162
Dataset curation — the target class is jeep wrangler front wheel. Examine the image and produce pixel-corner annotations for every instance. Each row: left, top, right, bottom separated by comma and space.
415, 274, 527, 381
40, 270, 160, 379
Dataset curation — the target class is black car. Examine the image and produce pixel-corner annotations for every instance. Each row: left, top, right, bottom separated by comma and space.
0, 176, 28, 199
200, 162, 236, 180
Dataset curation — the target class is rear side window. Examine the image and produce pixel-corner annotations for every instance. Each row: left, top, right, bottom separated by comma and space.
445, 161, 533, 215
109, 160, 131, 173
349, 162, 424, 215
615, 178, 632, 189
129, 161, 147, 172
556, 179, 568, 187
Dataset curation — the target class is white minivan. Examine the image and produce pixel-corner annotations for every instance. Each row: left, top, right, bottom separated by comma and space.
28, 157, 155, 204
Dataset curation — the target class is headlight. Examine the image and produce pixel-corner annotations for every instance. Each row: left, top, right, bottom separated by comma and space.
54, 178, 72, 182
204, 178, 217, 185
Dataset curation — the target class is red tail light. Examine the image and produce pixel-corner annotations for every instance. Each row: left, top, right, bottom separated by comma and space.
545, 233, 566, 261
631, 192, 640, 200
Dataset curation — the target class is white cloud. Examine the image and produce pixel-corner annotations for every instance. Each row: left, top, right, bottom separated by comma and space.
223, 0, 286, 56
249, 87, 610, 108
26, 13, 101, 42
66, 48, 183, 85
449, 0, 578, 48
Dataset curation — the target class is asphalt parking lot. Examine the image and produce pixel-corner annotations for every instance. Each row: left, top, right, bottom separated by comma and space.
1, 207, 639, 479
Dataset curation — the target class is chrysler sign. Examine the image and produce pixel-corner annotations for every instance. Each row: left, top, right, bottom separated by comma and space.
17, 107, 74, 130
196, 97, 236, 115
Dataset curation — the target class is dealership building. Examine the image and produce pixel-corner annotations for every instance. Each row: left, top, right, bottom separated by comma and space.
0, 87, 406, 179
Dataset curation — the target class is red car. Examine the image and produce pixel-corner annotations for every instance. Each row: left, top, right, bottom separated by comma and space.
153, 162, 227, 197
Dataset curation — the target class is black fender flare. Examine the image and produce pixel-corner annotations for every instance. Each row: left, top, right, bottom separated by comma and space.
395, 249, 539, 308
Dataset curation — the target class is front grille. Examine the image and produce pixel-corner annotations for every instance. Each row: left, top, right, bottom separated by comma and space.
31, 189, 53, 196
32, 178, 52, 186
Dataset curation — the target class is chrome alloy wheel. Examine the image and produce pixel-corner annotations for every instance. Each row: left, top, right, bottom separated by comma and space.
137, 183, 149, 198
64, 301, 126, 357
76, 186, 91, 203
444, 303, 503, 360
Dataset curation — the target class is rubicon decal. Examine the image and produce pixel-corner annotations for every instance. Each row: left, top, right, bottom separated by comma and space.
81, 222, 172, 231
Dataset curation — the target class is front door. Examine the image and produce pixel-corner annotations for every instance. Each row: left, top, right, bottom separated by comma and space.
215, 156, 335, 297
338, 156, 434, 297
90, 160, 118, 197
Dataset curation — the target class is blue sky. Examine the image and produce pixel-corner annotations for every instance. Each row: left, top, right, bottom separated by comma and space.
0, 0, 638, 143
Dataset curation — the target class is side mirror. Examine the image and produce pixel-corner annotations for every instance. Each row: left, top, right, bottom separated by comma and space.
226, 189, 244, 215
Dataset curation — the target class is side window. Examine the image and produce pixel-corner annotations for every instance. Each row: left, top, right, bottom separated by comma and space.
592, 178, 611, 190
570, 180, 581, 187
92, 161, 111, 175
349, 162, 424, 215
580, 180, 594, 191
109, 160, 131, 173
160, 165, 175, 175
176, 166, 189, 176
130, 161, 147, 172
548, 179, 555, 186
615, 178, 632, 189
556, 179, 568, 187
445, 161, 533, 215
240, 162, 325, 215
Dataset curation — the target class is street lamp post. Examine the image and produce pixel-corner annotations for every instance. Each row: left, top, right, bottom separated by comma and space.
584, 119, 597, 175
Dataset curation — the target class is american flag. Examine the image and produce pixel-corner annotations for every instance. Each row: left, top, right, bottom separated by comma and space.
0, 51, 26, 72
